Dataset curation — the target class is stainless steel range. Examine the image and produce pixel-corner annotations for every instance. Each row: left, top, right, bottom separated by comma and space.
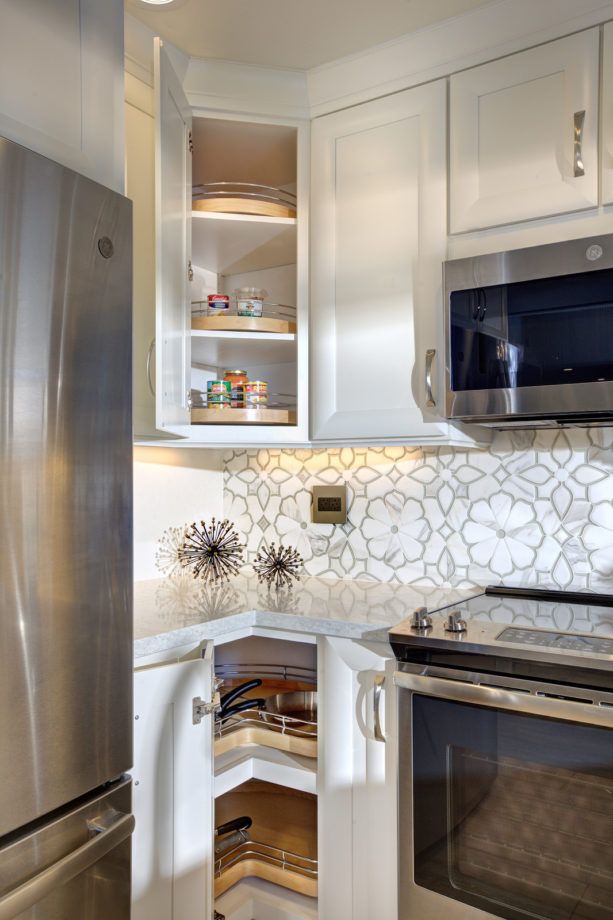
390, 585, 613, 920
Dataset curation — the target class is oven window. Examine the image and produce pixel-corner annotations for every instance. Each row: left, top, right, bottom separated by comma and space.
412, 695, 613, 920
449, 268, 613, 392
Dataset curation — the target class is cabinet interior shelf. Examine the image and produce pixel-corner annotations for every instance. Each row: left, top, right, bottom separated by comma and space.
191, 329, 296, 367
192, 210, 297, 275
191, 407, 297, 426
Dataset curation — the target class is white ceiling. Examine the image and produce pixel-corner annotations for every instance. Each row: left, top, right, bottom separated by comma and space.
126, 0, 493, 70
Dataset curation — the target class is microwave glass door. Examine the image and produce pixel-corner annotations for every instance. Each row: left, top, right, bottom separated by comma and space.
449, 268, 613, 393
412, 694, 613, 920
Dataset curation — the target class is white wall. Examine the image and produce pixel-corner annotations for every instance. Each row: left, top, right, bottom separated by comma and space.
133, 447, 224, 580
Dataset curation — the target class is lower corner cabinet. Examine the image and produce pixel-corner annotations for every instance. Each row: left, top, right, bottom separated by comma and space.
131, 629, 397, 920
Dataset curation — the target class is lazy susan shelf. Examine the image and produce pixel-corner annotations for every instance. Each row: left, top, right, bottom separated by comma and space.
192, 315, 297, 335
191, 408, 297, 426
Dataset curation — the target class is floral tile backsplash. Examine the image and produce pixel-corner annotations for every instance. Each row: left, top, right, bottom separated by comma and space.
222, 428, 613, 591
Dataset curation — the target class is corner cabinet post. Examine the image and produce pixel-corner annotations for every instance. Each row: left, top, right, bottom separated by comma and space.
132, 654, 215, 920
310, 80, 448, 441
318, 637, 398, 920
154, 38, 192, 433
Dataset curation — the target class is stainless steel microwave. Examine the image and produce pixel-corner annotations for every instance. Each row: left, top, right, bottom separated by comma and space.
444, 234, 613, 427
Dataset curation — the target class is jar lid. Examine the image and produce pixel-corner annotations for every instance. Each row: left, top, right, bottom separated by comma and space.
224, 369, 248, 375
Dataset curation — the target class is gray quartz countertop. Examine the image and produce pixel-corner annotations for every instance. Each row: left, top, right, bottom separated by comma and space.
134, 572, 482, 659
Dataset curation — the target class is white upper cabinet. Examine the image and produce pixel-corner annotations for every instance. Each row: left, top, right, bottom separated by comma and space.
449, 29, 599, 233
602, 23, 613, 205
154, 39, 192, 431
310, 81, 450, 442
0, 0, 124, 192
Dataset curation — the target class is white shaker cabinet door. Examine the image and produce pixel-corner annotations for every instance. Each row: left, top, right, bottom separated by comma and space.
0, 0, 124, 192
450, 29, 599, 233
310, 81, 448, 441
154, 38, 192, 432
602, 23, 613, 205
132, 655, 214, 920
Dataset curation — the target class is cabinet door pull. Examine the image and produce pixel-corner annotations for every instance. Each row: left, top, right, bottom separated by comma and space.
373, 674, 385, 743
146, 338, 156, 397
425, 349, 436, 408
574, 110, 586, 178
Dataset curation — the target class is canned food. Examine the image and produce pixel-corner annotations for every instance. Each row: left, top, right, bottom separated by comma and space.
206, 402, 229, 410
231, 385, 245, 408
207, 294, 230, 315
245, 392, 268, 408
245, 380, 268, 394
207, 380, 231, 396
235, 287, 266, 318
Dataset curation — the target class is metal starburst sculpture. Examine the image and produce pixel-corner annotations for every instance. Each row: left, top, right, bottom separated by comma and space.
155, 525, 188, 576
253, 542, 304, 589
178, 518, 245, 583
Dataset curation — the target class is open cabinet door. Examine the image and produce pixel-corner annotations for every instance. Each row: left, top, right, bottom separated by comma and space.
132, 653, 214, 920
154, 38, 192, 432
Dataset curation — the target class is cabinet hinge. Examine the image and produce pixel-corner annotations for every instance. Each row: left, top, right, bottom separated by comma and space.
214, 912, 226, 920
188, 259, 194, 282
193, 692, 220, 725
188, 130, 194, 154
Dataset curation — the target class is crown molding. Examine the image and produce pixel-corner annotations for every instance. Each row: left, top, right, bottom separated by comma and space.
184, 57, 310, 120
307, 0, 613, 116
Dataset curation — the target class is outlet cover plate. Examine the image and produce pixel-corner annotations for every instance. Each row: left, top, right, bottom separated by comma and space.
312, 485, 347, 524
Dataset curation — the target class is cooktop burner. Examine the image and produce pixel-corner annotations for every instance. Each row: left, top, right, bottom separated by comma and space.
496, 626, 613, 655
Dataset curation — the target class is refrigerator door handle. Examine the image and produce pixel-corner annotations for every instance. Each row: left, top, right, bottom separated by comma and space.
0, 811, 135, 920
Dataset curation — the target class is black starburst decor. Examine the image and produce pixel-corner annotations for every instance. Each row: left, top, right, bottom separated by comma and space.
253, 542, 304, 589
178, 518, 245, 583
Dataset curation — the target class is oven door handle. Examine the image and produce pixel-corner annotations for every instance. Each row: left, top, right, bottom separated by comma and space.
394, 671, 613, 728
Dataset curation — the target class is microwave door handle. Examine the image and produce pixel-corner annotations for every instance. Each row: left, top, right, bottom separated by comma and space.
394, 671, 613, 729
425, 349, 436, 408
0, 811, 134, 920
574, 110, 586, 177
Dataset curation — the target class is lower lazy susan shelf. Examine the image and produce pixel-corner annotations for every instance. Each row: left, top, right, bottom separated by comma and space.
215, 781, 317, 900
191, 408, 297, 426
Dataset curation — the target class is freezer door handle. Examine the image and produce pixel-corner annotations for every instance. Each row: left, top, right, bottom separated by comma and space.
0, 810, 134, 919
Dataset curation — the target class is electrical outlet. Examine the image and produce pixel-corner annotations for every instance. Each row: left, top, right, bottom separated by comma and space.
312, 485, 347, 524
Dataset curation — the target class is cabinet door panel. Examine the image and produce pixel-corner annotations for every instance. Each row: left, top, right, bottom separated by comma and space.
602, 23, 613, 205
311, 81, 447, 440
0, 0, 123, 192
154, 38, 192, 431
450, 29, 599, 232
132, 656, 214, 920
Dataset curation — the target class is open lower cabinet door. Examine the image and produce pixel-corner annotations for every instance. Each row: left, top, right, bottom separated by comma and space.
154, 37, 192, 433
132, 653, 214, 920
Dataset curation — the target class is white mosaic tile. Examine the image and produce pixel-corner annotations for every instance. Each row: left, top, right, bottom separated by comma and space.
221, 430, 613, 591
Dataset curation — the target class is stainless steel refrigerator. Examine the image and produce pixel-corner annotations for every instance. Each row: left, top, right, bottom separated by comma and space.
0, 136, 134, 918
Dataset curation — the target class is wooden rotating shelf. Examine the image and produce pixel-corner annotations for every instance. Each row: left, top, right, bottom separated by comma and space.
191, 407, 296, 426
192, 314, 297, 334
193, 197, 296, 219
215, 725, 317, 759
215, 678, 317, 760
215, 780, 317, 899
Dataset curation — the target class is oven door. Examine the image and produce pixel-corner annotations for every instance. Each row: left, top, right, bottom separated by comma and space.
396, 669, 613, 920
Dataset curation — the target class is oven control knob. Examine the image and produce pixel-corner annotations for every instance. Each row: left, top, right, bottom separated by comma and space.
444, 610, 467, 633
411, 606, 432, 631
